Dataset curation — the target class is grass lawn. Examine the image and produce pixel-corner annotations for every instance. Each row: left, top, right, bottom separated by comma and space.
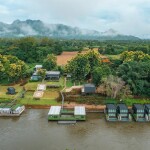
0, 84, 23, 101
17, 88, 61, 105
105, 98, 150, 106
66, 79, 88, 88
66, 80, 74, 88
46, 77, 65, 88
0, 77, 65, 105
124, 98, 150, 106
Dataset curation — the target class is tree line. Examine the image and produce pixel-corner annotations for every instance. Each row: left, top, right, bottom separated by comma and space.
0, 37, 150, 63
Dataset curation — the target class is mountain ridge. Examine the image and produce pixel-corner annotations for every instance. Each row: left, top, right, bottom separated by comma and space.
0, 19, 140, 40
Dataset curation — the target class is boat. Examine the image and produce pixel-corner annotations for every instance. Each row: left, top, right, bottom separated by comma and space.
48, 106, 86, 123
0, 103, 25, 117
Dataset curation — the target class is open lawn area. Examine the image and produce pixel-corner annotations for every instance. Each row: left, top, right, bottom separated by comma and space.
56, 50, 89, 66
17, 89, 61, 105
0, 84, 23, 101
124, 98, 150, 106
0, 77, 65, 105
66, 79, 88, 88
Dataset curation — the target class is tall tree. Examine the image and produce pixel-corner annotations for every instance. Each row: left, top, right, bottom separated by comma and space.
92, 65, 111, 87
43, 54, 57, 71
66, 54, 90, 82
85, 50, 101, 72
117, 61, 150, 96
102, 75, 127, 99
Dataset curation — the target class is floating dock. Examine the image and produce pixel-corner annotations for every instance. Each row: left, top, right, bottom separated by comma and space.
48, 106, 86, 122
0, 103, 25, 116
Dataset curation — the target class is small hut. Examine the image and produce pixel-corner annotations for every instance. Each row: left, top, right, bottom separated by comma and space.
45, 71, 60, 80
30, 72, 42, 81
34, 65, 42, 72
7, 87, 16, 95
82, 84, 96, 94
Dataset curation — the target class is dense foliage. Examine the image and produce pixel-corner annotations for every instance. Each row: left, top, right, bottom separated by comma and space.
0, 54, 28, 82
43, 54, 57, 71
0, 37, 150, 97
0, 38, 150, 63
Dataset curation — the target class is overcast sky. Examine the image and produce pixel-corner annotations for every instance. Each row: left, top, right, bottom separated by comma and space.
0, 0, 150, 36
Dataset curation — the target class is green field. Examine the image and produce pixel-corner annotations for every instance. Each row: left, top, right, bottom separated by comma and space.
0, 84, 22, 101
0, 78, 65, 105
124, 98, 150, 106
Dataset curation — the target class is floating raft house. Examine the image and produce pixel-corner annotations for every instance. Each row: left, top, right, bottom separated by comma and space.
48, 106, 86, 122
0, 103, 25, 116
144, 104, 150, 121
132, 104, 147, 122
117, 104, 132, 121
105, 104, 118, 121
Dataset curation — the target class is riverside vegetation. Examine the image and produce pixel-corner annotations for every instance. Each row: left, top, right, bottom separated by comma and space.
0, 37, 150, 106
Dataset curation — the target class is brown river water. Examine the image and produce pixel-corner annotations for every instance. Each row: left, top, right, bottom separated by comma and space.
0, 109, 150, 150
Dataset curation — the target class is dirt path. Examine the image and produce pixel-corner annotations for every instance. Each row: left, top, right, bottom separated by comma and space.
25, 103, 106, 111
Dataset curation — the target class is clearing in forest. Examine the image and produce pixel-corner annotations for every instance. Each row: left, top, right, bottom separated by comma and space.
56, 51, 88, 66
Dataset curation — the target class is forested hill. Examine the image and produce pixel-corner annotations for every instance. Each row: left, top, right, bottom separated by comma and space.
0, 19, 140, 40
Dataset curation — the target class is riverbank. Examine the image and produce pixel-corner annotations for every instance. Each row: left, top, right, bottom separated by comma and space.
25, 103, 105, 111
25, 103, 132, 113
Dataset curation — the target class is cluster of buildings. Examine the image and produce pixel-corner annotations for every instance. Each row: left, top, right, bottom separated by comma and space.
0, 103, 25, 116
105, 103, 150, 122
30, 65, 60, 81
1, 64, 150, 124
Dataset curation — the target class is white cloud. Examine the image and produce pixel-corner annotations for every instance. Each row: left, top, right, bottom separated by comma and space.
0, 0, 150, 36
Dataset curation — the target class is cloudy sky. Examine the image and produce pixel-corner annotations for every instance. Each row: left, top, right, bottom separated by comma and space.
0, 0, 150, 37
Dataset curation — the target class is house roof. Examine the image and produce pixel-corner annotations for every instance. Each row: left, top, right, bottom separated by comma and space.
48, 106, 61, 115
32, 72, 37, 76
106, 104, 116, 109
46, 71, 60, 75
133, 104, 144, 110
74, 106, 86, 115
145, 104, 150, 109
84, 84, 95, 88
35, 65, 42, 68
117, 104, 128, 110
7, 87, 15, 90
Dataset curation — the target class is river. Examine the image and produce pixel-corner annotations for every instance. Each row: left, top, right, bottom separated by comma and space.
0, 109, 150, 150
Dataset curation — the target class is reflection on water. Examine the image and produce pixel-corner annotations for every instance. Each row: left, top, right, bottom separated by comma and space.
0, 109, 150, 150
